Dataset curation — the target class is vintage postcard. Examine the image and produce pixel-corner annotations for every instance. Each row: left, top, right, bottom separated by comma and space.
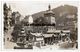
2, 1, 78, 50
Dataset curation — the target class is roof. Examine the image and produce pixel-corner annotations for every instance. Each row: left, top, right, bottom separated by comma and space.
43, 34, 53, 37
54, 30, 61, 33
62, 30, 70, 33
61, 33, 66, 36
44, 10, 55, 15
31, 33, 43, 37
47, 30, 61, 33
47, 30, 70, 33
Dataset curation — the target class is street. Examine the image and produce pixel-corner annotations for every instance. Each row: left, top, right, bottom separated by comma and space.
4, 26, 17, 49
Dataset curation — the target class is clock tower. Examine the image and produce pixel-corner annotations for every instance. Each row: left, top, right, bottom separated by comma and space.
44, 4, 56, 31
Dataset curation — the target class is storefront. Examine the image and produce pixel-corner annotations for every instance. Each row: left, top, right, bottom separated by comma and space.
31, 33, 44, 47
43, 34, 53, 45
43, 30, 71, 45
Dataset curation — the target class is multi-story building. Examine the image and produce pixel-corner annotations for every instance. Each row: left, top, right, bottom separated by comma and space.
20, 5, 71, 47
29, 5, 71, 46
4, 3, 12, 31
12, 12, 21, 24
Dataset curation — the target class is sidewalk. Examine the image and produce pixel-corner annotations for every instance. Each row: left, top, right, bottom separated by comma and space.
4, 26, 16, 49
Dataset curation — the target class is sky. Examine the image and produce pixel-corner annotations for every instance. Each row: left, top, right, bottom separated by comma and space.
3, 1, 78, 17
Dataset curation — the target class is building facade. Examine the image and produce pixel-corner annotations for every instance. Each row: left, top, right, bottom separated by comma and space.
4, 3, 12, 31
15, 5, 71, 48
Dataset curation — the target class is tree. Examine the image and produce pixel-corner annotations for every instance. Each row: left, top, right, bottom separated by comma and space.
11, 22, 22, 42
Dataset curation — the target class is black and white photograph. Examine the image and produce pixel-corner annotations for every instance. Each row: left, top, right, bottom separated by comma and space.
2, 0, 78, 50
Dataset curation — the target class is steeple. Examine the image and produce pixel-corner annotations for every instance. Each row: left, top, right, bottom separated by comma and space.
45, 4, 54, 15
48, 4, 51, 11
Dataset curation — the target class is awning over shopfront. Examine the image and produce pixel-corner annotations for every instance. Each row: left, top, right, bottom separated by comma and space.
31, 33, 43, 37
47, 30, 70, 33
43, 34, 53, 37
